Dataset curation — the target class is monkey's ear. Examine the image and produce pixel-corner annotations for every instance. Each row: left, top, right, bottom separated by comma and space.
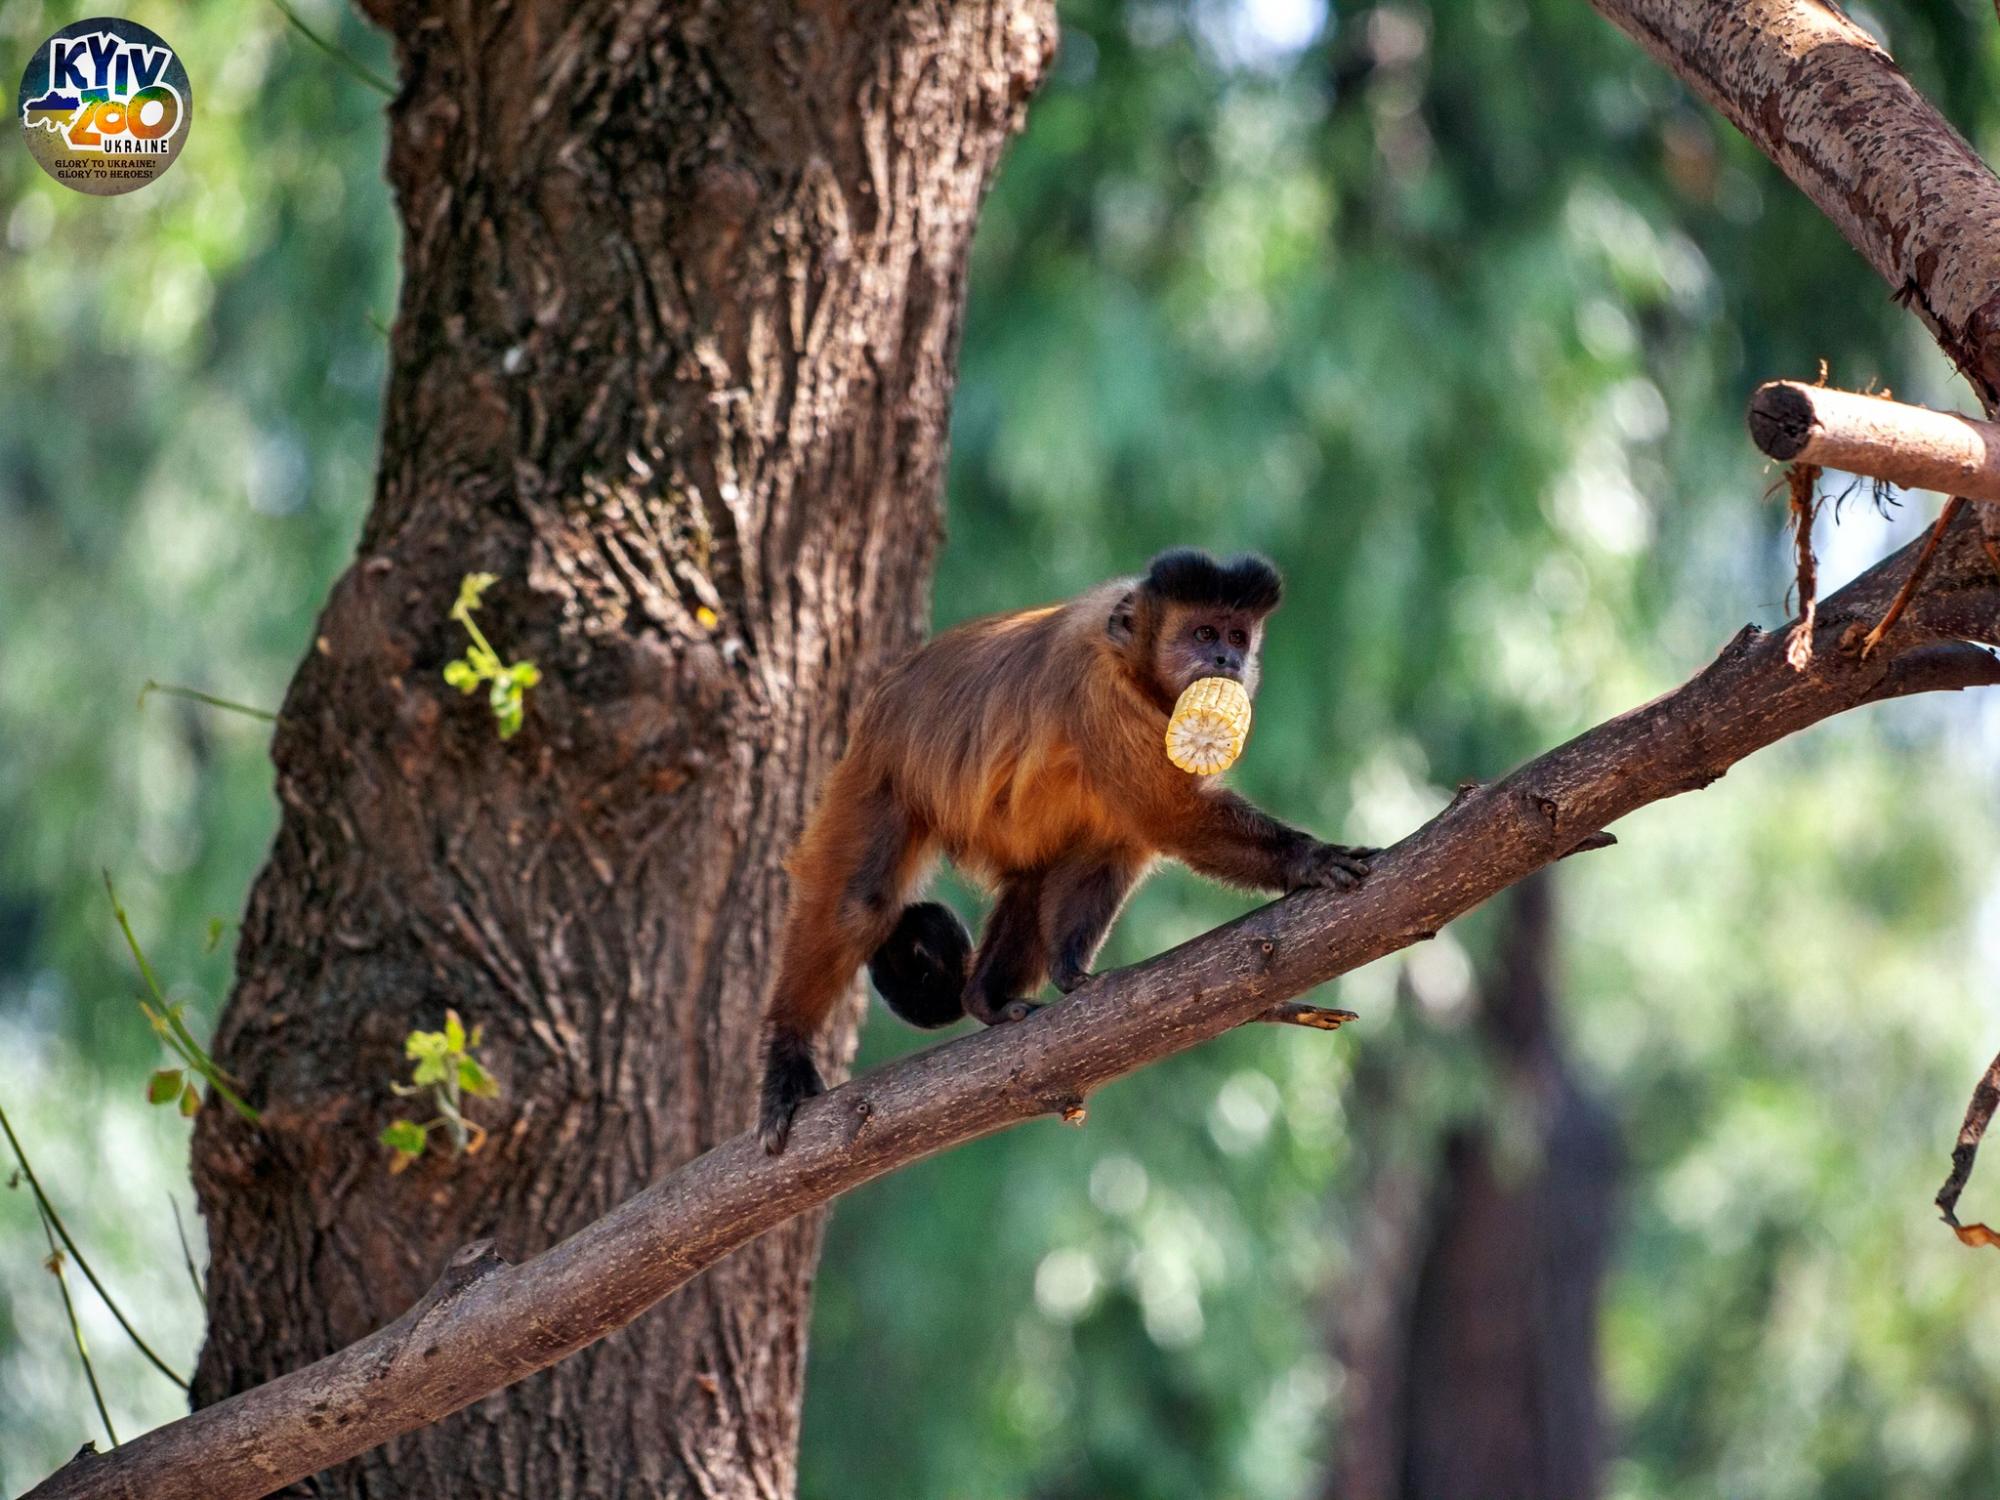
1106, 589, 1140, 648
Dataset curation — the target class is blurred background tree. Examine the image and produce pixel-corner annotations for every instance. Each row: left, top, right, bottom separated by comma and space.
2, 0, 1996, 1496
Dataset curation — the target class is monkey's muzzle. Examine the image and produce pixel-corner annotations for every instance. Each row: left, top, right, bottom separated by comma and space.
1165, 676, 1252, 775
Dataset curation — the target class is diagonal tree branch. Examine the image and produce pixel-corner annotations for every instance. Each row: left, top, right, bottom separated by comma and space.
1587, 0, 2000, 547
23, 511, 2000, 1500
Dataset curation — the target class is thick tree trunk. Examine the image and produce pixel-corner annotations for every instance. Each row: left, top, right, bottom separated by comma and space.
187, 5, 1052, 1498
1334, 876, 1618, 1500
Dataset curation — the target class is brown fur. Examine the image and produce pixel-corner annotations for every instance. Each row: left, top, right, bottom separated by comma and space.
757, 556, 1370, 1152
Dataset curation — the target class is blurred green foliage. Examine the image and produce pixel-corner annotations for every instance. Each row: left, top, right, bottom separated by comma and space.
1, 0, 1997, 1497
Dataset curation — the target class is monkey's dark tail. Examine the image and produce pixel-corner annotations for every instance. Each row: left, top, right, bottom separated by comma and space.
867, 901, 972, 1029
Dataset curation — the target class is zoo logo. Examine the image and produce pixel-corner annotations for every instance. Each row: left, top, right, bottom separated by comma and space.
17, 17, 191, 197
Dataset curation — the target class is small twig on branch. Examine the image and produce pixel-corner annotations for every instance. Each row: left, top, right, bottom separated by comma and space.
1257, 1002, 1359, 1031
0, 1101, 190, 1392
36, 1198, 119, 1448
137, 680, 278, 724
1858, 498, 1966, 657
1935, 1050, 2000, 1250
1784, 462, 1823, 670
264, 0, 395, 98
169, 1196, 206, 1305
1748, 383, 2000, 505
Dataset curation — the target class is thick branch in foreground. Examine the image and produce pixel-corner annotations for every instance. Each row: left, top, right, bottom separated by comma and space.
1587, 0, 2000, 408
24, 518, 2000, 1500
1749, 383, 2000, 505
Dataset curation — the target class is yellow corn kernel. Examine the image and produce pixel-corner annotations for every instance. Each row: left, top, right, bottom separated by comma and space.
1165, 676, 1252, 775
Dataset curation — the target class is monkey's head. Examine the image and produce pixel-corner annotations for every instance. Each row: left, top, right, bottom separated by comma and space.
1109, 549, 1283, 705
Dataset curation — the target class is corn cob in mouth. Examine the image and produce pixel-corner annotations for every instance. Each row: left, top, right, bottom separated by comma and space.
1165, 676, 1251, 775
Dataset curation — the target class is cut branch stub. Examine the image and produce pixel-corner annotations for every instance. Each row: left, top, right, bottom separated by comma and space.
1748, 383, 2000, 505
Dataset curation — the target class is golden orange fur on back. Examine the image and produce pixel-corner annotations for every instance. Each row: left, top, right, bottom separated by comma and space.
835, 580, 1178, 882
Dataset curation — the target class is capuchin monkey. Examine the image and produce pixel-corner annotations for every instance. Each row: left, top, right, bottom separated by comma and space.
757, 549, 1371, 1153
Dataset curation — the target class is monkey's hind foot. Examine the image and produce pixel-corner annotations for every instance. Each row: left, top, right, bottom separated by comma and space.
1050, 961, 1092, 995
963, 993, 1044, 1027
759, 1031, 825, 1155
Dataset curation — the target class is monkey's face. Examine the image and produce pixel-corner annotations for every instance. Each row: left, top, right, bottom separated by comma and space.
1152, 604, 1266, 700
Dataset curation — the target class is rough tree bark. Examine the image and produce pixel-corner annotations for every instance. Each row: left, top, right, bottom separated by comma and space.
186, 5, 1052, 1498
1333, 876, 1617, 1500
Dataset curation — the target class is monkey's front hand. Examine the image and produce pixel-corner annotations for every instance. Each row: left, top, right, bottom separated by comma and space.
1283, 840, 1375, 893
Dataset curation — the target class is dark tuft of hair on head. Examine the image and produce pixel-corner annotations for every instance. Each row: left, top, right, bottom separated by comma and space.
1144, 549, 1283, 614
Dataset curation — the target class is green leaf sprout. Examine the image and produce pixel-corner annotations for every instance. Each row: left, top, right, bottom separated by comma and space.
444, 573, 540, 741
381, 1008, 501, 1171
106, 873, 260, 1126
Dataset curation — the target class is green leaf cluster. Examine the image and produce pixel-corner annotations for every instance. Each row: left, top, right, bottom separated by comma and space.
443, 573, 541, 740
379, 1009, 501, 1170
144, 1068, 199, 1118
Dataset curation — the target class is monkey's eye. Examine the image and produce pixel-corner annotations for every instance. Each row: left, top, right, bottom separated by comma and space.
1227, 629, 1248, 647
1193, 625, 1218, 644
